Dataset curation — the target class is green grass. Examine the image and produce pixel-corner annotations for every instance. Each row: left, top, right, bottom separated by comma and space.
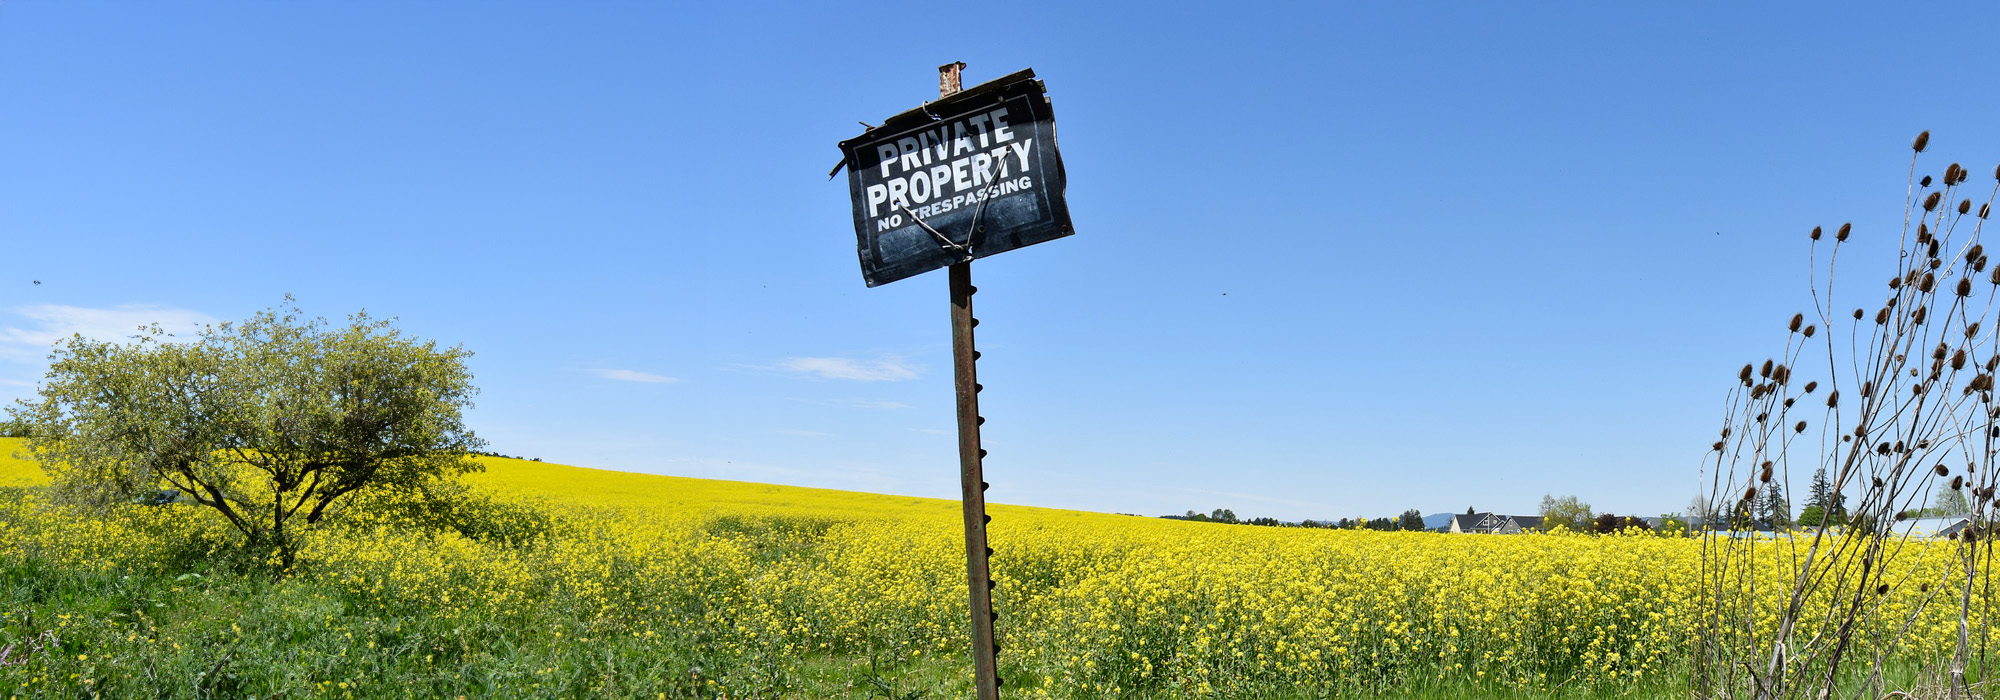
0, 502, 1695, 700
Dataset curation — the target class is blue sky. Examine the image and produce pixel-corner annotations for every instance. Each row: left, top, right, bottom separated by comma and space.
5, 3, 1999, 522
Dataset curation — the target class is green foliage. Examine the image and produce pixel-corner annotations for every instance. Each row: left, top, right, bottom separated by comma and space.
1796, 504, 1846, 528
1929, 487, 1970, 517
1539, 494, 1593, 532
5, 300, 484, 569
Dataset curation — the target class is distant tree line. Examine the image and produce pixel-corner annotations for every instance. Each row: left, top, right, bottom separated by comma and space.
1161, 498, 1700, 537
470, 450, 542, 462
1161, 508, 1429, 531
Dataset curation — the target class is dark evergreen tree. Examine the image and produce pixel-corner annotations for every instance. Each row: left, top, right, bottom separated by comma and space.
1762, 483, 1792, 528
1398, 509, 1425, 531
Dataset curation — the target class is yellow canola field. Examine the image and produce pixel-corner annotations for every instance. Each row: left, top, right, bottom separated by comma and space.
0, 438, 1982, 696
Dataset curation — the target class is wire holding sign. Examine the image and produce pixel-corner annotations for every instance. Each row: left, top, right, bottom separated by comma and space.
901, 150, 1019, 263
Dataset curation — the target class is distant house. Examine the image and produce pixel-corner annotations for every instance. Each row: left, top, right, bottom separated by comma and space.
1899, 515, 1973, 538
1449, 512, 1547, 534
1450, 512, 1506, 534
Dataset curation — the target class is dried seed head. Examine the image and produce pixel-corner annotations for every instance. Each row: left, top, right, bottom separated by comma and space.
1953, 349, 1968, 370
1751, 384, 1767, 400
1915, 130, 1931, 152
1962, 199, 1975, 215
1919, 223, 1932, 242
1789, 313, 1803, 332
1913, 306, 1928, 324
1876, 307, 1892, 325
1897, 510, 1911, 521
1874, 476, 1885, 488
1961, 167, 1972, 184
1963, 277, 1978, 298
1854, 308, 1866, 320
1953, 475, 1965, 490
1970, 245, 1985, 263
1937, 463, 1951, 477
1804, 381, 1818, 393
1972, 321, 1986, 338
1862, 381, 1875, 398
1712, 440, 1726, 451
1921, 582, 1933, 593
1783, 397, 1795, 408
1828, 390, 1840, 408
1795, 420, 1807, 433
1739, 364, 1754, 386
1932, 257, 1945, 270
1760, 462, 1774, 482
1773, 365, 1790, 384
1923, 175, 1935, 188
1721, 427, 1731, 439
1811, 226, 1823, 240
1936, 343, 1950, 360
1877, 583, 1891, 595
1889, 275, 1903, 289
1877, 442, 1892, 455
1947, 164, 1963, 182
1977, 255, 1990, 272
1761, 359, 1774, 378
1927, 192, 1943, 212
1804, 324, 1817, 337
1983, 204, 1993, 220
1921, 271, 1936, 293
1838, 223, 1852, 241
1744, 486, 1758, 502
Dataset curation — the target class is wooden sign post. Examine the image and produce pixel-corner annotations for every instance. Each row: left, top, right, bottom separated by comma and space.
837, 61, 1073, 699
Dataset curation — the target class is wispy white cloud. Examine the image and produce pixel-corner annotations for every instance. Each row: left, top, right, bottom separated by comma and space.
587, 368, 682, 384
777, 356, 920, 382
1, 304, 216, 362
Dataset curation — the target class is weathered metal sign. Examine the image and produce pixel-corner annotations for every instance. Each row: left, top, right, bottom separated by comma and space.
839, 69, 1073, 287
